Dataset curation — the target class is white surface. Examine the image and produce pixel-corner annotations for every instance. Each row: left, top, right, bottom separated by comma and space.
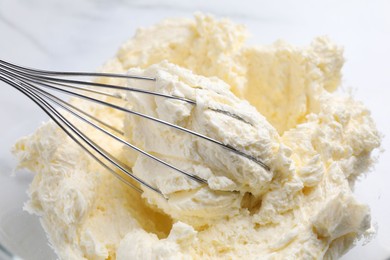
0, 0, 389, 259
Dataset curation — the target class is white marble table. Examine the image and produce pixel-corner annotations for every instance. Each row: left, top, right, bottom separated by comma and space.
0, 0, 389, 259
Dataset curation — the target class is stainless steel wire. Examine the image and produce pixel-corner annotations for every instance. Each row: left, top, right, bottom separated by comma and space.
0, 59, 270, 198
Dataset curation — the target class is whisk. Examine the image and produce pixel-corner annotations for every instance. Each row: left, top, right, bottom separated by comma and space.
0, 59, 269, 198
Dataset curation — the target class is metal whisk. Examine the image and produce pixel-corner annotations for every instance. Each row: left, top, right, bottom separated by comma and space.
0, 59, 269, 198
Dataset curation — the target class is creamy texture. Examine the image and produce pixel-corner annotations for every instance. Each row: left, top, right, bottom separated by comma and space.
125, 61, 280, 227
13, 14, 380, 259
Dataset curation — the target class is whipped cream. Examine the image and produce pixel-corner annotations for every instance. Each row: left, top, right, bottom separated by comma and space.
13, 14, 380, 259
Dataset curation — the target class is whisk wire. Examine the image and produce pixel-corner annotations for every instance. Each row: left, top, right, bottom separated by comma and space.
1, 73, 150, 194
0, 59, 270, 197
0, 59, 196, 104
